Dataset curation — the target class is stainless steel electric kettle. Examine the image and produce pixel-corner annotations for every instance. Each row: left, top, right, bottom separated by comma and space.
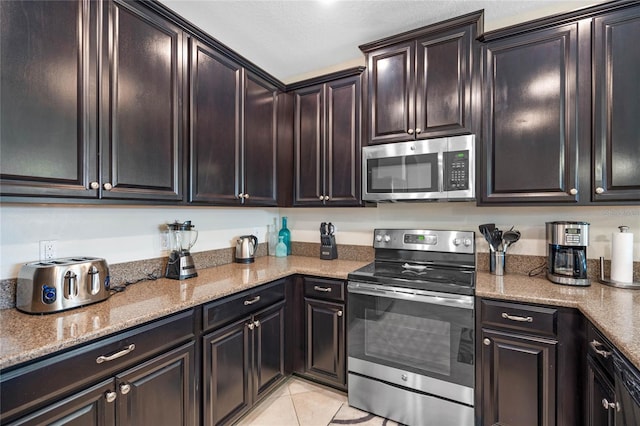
235, 235, 257, 263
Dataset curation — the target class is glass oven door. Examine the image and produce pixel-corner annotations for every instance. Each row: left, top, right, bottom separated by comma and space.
347, 281, 474, 405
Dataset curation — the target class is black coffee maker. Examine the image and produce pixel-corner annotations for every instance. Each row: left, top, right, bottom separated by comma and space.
546, 221, 590, 286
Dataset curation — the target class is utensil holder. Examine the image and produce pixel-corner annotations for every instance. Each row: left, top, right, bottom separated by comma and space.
490, 251, 505, 276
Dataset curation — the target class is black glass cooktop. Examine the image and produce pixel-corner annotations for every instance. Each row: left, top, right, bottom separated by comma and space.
348, 260, 475, 296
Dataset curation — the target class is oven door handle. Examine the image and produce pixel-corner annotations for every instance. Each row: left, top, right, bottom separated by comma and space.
347, 283, 474, 309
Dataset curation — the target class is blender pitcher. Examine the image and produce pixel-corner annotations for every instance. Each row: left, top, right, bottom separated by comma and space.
166, 220, 198, 280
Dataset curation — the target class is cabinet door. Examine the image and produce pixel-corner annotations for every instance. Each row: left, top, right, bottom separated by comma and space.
481, 329, 557, 426
116, 342, 195, 426
294, 85, 324, 206
0, 0, 98, 198
304, 298, 346, 388
481, 24, 581, 204
253, 301, 286, 401
7, 379, 115, 426
593, 5, 640, 202
101, 0, 183, 201
366, 42, 415, 144
189, 39, 242, 204
415, 25, 472, 138
587, 357, 616, 426
243, 72, 278, 206
203, 318, 251, 426
325, 75, 362, 206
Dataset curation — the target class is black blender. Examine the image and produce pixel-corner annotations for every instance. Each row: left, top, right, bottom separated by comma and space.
165, 220, 198, 280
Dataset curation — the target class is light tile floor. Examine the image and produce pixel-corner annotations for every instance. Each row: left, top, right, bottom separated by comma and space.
235, 376, 401, 426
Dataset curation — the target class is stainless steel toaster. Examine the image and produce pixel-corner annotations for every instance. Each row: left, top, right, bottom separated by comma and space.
16, 257, 111, 314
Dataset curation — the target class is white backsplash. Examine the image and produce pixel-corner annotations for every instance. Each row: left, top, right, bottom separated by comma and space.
1, 203, 638, 279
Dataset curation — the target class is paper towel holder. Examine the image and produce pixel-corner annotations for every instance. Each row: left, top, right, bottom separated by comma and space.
598, 256, 640, 289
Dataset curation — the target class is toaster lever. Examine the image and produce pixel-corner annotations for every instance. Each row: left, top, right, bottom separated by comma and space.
88, 266, 100, 295
64, 271, 78, 299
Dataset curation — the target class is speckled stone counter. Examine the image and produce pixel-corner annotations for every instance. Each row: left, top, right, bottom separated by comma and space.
477, 272, 640, 371
0, 256, 367, 370
3, 258, 639, 374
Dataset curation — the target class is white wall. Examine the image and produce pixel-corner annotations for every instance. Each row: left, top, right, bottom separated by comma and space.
2, 203, 638, 279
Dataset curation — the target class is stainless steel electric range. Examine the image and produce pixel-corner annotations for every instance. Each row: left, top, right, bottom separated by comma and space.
347, 228, 476, 426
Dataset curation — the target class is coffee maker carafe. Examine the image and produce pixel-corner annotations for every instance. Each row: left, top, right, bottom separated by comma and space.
546, 221, 590, 286
166, 220, 198, 280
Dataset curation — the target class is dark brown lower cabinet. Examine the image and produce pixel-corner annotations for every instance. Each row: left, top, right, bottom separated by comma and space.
7, 342, 195, 426
304, 298, 345, 387
203, 300, 285, 426
587, 357, 615, 426
477, 298, 585, 426
480, 328, 557, 426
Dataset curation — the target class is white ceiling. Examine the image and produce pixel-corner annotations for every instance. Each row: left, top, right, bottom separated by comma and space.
159, 0, 603, 83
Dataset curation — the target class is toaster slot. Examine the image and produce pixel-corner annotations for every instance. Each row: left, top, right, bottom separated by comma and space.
88, 266, 101, 295
64, 270, 78, 299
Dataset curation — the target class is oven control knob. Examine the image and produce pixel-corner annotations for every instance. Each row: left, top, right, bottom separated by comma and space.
453, 238, 461, 246
401, 374, 408, 381
463, 238, 472, 247
383, 235, 391, 242
375, 234, 383, 242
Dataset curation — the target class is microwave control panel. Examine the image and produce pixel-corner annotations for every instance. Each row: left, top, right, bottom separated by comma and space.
444, 150, 469, 191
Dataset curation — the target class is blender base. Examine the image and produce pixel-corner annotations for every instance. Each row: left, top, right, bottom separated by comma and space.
166, 251, 198, 280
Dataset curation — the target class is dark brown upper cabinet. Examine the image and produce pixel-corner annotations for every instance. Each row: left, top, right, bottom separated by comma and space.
290, 69, 363, 207
479, 1, 640, 205
481, 23, 583, 204
359, 12, 482, 145
592, 4, 640, 202
190, 39, 278, 206
100, 0, 184, 201
0, 0, 184, 202
0, 0, 98, 199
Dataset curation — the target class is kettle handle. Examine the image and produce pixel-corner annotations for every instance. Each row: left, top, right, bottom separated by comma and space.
251, 235, 258, 246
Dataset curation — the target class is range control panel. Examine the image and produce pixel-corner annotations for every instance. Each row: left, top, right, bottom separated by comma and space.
373, 229, 475, 255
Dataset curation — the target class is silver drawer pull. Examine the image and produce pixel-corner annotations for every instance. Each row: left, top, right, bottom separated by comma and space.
590, 340, 612, 359
96, 344, 136, 364
244, 296, 261, 305
501, 312, 533, 323
314, 286, 332, 293
105, 391, 117, 403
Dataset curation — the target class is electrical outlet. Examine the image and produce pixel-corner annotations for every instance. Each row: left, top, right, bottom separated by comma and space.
39, 240, 57, 260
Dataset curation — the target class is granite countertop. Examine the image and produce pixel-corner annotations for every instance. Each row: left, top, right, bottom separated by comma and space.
2, 257, 639, 373
0, 256, 367, 370
477, 272, 640, 371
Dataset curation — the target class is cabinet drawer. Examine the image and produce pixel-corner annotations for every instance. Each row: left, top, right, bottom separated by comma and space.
587, 322, 615, 376
481, 299, 557, 337
203, 279, 285, 331
304, 277, 345, 302
0, 309, 195, 422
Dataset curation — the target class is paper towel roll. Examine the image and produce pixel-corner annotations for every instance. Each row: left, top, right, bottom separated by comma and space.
611, 227, 634, 283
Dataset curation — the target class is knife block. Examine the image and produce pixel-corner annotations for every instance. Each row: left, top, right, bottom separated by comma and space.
320, 235, 338, 260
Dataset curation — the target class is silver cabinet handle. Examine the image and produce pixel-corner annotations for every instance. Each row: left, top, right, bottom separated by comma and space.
407, 129, 414, 135
242, 193, 249, 199
569, 188, 578, 195
337, 310, 343, 317
253, 320, 260, 328
105, 391, 117, 403
90, 181, 100, 189
324, 195, 329, 201
96, 344, 136, 364
595, 187, 605, 194
590, 340, 612, 359
244, 296, 260, 306
319, 195, 324, 200
415, 128, 422, 134
501, 312, 533, 322
103, 182, 113, 191
602, 398, 619, 411
120, 383, 131, 395
314, 286, 332, 293
238, 193, 244, 199
483, 338, 491, 346
247, 322, 255, 330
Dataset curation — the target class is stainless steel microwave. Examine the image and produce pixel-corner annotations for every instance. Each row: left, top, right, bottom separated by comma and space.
362, 135, 475, 202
